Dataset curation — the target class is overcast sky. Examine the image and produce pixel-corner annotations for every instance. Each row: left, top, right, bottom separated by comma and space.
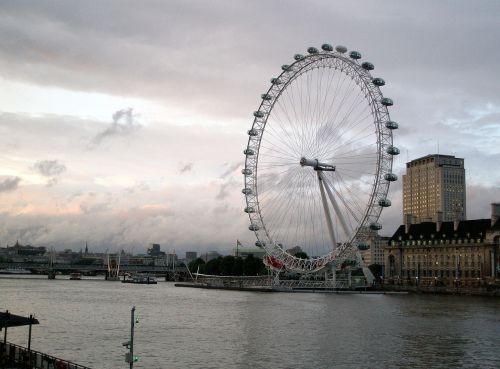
0, 0, 499, 254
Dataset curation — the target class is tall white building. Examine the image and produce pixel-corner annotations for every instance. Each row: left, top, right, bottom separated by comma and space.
403, 154, 466, 223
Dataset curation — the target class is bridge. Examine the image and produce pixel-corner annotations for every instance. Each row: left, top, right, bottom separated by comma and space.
0, 262, 189, 278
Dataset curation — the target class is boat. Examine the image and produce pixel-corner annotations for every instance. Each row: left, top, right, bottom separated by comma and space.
122, 274, 157, 284
0, 267, 32, 275
69, 272, 82, 280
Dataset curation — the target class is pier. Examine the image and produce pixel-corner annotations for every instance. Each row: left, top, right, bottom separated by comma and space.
1, 341, 92, 369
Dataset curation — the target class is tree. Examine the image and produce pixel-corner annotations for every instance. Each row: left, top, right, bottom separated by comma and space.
220, 255, 235, 275
294, 251, 309, 259
205, 256, 222, 275
188, 258, 205, 273
232, 257, 244, 276
243, 254, 264, 275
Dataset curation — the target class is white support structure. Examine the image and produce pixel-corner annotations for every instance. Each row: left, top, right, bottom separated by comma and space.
317, 171, 337, 249
317, 170, 352, 239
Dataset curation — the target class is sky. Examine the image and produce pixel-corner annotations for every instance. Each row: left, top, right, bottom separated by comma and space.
0, 0, 499, 254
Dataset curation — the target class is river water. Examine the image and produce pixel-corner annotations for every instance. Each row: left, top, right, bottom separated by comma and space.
1, 275, 499, 369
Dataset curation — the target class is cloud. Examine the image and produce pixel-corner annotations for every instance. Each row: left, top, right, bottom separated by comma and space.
32, 159, 66, 186
220, 162, 242, 179
33, 160, 67, 177
89, 108, 141, 148
0, 176, 21, 193
179, 162, 194, 174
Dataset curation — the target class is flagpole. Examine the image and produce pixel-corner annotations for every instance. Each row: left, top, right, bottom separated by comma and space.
236, 240, 239, 258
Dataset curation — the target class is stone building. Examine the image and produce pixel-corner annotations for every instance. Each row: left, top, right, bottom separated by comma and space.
384, 204, 500, 287
360, 232, 388, 268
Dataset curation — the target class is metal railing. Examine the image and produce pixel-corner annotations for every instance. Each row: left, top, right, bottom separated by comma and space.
0, 341, 92, 369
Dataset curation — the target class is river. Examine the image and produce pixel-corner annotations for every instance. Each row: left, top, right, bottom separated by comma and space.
1, 275, 499, 369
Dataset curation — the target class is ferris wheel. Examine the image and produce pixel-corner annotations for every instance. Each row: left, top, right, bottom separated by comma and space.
242, 44, 399, 273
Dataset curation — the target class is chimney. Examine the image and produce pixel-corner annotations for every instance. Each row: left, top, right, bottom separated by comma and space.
492, 203, 500, 227
436, 211, 443, 232
405, 213, 413, 234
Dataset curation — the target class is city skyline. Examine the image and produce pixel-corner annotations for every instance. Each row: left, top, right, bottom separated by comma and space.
0, 1, 499, 253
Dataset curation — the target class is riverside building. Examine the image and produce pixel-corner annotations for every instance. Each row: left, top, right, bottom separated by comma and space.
403, 154, 466, 223
384, 203, 500, 287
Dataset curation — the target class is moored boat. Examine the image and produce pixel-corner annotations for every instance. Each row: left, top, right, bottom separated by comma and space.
122, 274, 157, 284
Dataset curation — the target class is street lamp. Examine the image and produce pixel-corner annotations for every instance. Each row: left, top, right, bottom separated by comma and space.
124, 306, 140, 368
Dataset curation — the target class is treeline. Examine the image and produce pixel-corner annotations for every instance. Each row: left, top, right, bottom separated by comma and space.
188, 255, 267, 276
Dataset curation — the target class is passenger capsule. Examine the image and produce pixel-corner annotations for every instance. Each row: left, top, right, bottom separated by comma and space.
386, 146, 400, 155
369, 222, 382, 231
249, 224, 260, 231
358, 243, 370, 251
294, 54, 305, 61
253, 111, 265, 118
361, 62, 374, 71
384, 173, 398, 182
372, 77, 385, 86
335, 45, 347, 53
244, 207, 255, 213
381, 97, 393, 106
307, 47, 319, 54
281, 64, 291, 71
242, 188, 253, 195
255, 241, 265, 248
385, 121, 398, 129
241, 168, 252, 175
247, 129, 259, 137
321, 44, 334, 52
244, 148, 254, 156
261, 94, 272, 101
378, 199, 392, 207
270, 78, 282, 85
349, 51, 362, 60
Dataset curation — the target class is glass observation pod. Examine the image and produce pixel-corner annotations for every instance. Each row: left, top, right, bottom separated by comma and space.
270, 78, 282, 85
321, 44, 334, 52
349, 51, 362, 60
253, 111, 265, 118
335, 45, 348, 53
261, 94, 272, 101
361, 62, 374, 71
248, 224, 260, 231
378, 198, 392, 207
370, 222, 383, 231
358, 243, 370, 251
386, 146, 400, 155
244, 148, 254, 156
294, 54, 305, 61
255, 241, 265, 248
241, 168, 252, 175
244, 207, 255, 213
372, 77, 385, 86
307, 47, 319, 54
281, 64, 291, 71
385, 121, 399, 129
384, 172, 398, 182
242, 188, 253, 195
381, 97, 394, 106
248, 129, 259, 137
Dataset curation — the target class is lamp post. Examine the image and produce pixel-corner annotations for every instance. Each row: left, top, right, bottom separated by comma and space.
124, 306, 139, 368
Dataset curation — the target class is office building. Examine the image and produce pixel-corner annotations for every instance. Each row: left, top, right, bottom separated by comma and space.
403, 154, 466, 223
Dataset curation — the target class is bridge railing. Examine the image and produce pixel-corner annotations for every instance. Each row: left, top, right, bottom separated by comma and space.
0, 341, 92, 369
